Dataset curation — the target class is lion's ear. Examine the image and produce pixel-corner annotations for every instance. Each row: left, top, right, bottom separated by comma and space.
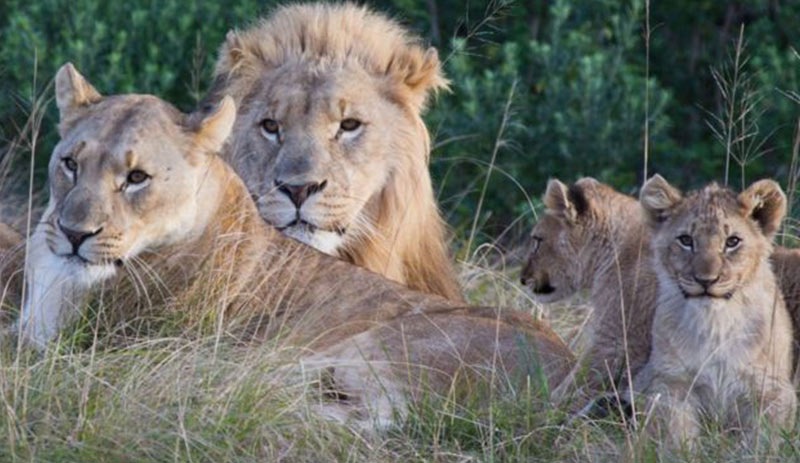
193, 96, 237, 154
738, 179, 786, 238
55, 63, 102, 130
387, 46, 449, 112
640, 174, 683, 225
220, 30, 247, 72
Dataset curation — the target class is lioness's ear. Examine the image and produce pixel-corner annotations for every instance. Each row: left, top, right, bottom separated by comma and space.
194, 96, 237, 154
640, 174, 683, 224
738, 179, 786, 238
55, 63, 102, 123
387, 46, 449, 112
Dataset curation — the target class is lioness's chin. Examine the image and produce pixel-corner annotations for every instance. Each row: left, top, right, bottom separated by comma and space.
282, 225, 344, 256
44, 251, 118, 287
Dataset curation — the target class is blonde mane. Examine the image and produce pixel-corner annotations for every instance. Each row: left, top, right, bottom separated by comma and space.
209, 3, 462, 301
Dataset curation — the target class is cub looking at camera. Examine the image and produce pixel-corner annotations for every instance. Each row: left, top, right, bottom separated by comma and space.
633, 175, 795, 446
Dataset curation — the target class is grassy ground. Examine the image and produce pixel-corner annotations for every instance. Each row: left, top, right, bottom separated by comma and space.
1, 244, 799, 462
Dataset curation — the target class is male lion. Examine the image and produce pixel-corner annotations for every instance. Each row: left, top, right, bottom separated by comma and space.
18, 63, 573, 427
205, 3, 462, 301
633, 175, 795, 447
520, 178, 656, 410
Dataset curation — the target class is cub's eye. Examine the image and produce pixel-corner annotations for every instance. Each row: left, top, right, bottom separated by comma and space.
62, 157, 78, 172
530, 235, 543, 252
677, 234, 693, 249
261, 119, 280, 135
340, 118, 362, 132
127, 170, 150, 185
725, 236, 741, 249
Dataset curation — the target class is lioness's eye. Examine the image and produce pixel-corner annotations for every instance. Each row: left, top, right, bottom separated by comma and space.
677, 234, 693, 248
725, 236, 741, 249
62, 157, 78, 172
261, 119, 280, 135
127, 170, 150, 185
340, 118, 362, 132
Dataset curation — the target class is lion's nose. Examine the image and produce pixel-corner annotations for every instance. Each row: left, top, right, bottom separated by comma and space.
58, 221, 102, 254
275, 180, 328, 208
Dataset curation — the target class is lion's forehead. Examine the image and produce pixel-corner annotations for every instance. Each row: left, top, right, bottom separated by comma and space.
249, 64, 379, 120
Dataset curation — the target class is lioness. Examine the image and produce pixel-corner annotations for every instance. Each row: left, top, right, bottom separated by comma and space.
18, 63, 573, 426
205, 3, 462, 301
633, 175, 795, 446
520, 178, 656, 409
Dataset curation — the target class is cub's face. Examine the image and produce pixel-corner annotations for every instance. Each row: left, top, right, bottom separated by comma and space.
651, 192, 769, 299
225, 62, 426, 255
521, 213, 585, 303
43, 64, 235, 273
641, 175, 785, 300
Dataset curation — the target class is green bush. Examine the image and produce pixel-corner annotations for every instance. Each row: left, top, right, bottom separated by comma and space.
1, 0, 799, 237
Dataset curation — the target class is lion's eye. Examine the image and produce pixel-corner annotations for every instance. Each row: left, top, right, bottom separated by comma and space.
340, 118, 362, 132
127, 170, 150, 185
725, 236, 741, 249
62, 157, 78, 172
261, 119, 280, 135
677, 234, 693, 249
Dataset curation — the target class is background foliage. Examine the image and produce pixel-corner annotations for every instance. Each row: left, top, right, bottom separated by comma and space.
1, 0, 799, 241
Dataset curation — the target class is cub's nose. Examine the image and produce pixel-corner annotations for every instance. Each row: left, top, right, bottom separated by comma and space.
694, 275, 719, 289
275, 180, 328, 208
58, 221, 102, 253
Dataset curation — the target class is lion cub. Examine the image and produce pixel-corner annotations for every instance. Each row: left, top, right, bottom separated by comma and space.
521, 178, 657, 408
633, 175, 795, 446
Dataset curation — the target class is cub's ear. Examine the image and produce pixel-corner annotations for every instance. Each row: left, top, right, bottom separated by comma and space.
640, 174, 683, 224
193, 96, 237, 154
387, 46, 449, 113
55, 63, 102, 130
543, 179, 590, 222
738, 179, 786, 238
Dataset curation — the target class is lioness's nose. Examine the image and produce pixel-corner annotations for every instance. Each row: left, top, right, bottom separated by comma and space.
59, 222, 102, 253
275, 180, 328, 208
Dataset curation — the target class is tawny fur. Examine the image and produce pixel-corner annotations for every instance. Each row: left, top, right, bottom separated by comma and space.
18, 64, 573, 427
633, 175, 795, 447
520, 178, 657, 408
770, 246, 800, 379
205, 3, 462, 301
0, 223, 22, 323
